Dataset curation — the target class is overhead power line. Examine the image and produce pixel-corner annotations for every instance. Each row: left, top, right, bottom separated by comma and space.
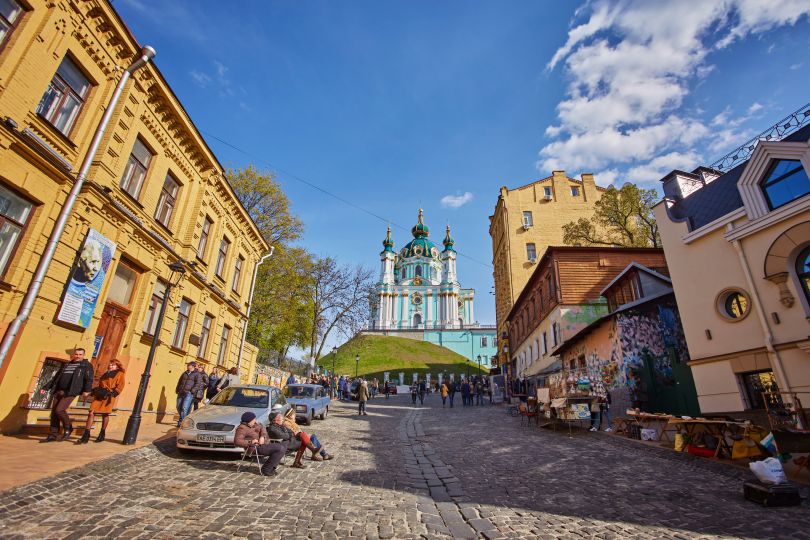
201, 130, 494, 270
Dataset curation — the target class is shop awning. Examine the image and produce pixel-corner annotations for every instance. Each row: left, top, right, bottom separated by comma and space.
523, 359, 561, 378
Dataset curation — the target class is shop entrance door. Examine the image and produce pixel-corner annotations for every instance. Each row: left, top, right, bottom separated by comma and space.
93, 302, 131, 378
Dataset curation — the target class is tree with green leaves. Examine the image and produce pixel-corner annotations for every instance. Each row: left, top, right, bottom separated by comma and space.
562, 183, 661, 248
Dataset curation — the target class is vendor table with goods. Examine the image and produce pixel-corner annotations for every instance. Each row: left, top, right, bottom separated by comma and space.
667, 418, 749, 458
548, 396, 594, 437
627, 411, 674, 442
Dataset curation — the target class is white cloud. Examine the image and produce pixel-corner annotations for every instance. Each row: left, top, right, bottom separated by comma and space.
440, 192, 474, 208
189, 70, 211, 87
189, 61, 236, 98
540, 0, 810, 182
790, 62, 803, 70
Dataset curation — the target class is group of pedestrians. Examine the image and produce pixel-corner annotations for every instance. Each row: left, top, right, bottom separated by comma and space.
438, 376, 491, 408
175, 362, 239, 426
409, 379, 427, 406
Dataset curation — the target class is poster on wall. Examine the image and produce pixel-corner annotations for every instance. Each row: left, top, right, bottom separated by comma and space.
56, 228, 116, 328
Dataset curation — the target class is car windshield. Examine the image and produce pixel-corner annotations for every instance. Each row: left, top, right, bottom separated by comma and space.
284, 386, 315, 398
209, 387, 269, 408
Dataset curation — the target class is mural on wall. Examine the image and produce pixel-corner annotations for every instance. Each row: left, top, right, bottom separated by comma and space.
555, 299, 691, 410
561, 304, 608, 339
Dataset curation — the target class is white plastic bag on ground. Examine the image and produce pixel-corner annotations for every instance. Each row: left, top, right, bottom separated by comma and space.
749, 457, 789, 484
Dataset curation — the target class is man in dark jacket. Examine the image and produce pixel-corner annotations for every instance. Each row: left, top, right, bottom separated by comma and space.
192, 365, 208, 411
175, 361, 204, 426
41, 348, 94, 442
235, 412, 287, 476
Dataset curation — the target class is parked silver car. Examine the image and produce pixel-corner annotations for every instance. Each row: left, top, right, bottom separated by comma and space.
283, 383, 330, 425
176, 384, 289, 453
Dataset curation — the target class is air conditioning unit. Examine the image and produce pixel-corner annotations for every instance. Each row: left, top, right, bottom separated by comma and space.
528, 256, 537, 263
543, 193, 553, 200
522, 222, 531, 230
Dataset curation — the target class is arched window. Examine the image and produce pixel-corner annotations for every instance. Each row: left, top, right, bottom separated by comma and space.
413, 313, 422, 326
415, 265, 423, 277
797, 245, 810, 304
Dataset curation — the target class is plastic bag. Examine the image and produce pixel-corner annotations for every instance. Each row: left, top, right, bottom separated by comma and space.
749, 457, 788, 484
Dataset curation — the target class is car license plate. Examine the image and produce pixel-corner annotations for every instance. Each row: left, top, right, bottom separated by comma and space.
197, 434, 225, 443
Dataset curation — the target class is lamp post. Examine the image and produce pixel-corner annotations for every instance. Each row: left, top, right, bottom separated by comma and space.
331, 346, 337, 376
477, 354, 482, 375
0, 45, 157, 369
123, 261, 185, 445
355, 354, 359, 378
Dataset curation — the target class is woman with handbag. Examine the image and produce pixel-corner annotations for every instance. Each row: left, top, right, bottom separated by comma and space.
280, 408, 333, 468
77, 359, 125, 444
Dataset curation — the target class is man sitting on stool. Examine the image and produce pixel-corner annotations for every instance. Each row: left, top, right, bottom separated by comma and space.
234, 412, 287, 477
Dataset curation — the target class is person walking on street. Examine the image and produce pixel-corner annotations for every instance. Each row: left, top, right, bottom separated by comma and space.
193, 365, 208, 410
206, 367, 220, 401
418, 379, 426, 406
77, 359, 125, 444
476, 378, 484, 406
41, 348, 94, 442
357, 379, 369, 415
175, 361, 205, 427
440, 381, 448, 408
235, 412, 287, 476
216, 367, 240, 392
410, 381, 418, 406
449, 380, 457, 408
461, 379, 471, 407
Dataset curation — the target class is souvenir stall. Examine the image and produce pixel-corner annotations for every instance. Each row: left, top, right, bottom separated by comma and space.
543, 369, 601, 437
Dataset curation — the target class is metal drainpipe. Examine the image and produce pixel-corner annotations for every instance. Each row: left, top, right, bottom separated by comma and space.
0, 46, 156, 371
236, 246, 274, 375
727, 224, 794, 410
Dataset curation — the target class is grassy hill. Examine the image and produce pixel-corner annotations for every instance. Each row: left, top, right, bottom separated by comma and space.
316, 334, 486, 383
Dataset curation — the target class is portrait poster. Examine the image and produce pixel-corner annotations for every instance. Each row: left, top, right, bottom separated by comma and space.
56, 228, 116, 328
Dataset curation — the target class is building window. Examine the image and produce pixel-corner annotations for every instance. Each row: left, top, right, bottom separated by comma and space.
106, 260, 137, 307
0, 184, 33, 277
215, 237, 230, 278
232, 255, 244, 293
761, 159, 810, 210
172, 298, 192, 349
527, 243, 537, 261
415, 265, 422, 277
522, 211, 533, 227
543, 186, 552, 198
797, 246, 810, 305
740, 370, 779, 410
481, 336, 488, 348
571, 186, 580, 196
552, 322, 560, 346
154, 174, 179, 227
143, 280, 167, 336
542, 332, 547, 355
716, 289, 750, 321
198, 313, 213, 359
0, 0, 23, 48
197, 216, 213, 261
120, 138, 152, 199
217, 325, 231, 365
36, 56, 91, 136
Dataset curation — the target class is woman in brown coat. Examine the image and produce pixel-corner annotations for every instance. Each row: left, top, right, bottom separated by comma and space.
77, 359, 125, 444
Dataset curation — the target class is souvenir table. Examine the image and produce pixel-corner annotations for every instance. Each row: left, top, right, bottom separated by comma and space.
667, 418, 745, 458
627, 411, 674, 442
549, 396, 594, 437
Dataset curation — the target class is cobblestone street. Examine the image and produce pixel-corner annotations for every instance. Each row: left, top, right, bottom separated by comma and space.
0, 395, 807, 540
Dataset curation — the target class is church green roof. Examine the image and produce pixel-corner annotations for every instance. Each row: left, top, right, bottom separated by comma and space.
399, 209, 439, 259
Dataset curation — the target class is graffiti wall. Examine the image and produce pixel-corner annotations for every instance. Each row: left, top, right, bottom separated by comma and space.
558, 297, 697, 415
561, 303, 608, 341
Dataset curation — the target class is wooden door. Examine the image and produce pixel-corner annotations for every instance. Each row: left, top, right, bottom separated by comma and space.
92, 302, 131, 382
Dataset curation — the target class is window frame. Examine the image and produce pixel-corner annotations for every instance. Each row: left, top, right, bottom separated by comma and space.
522, 211, 533, 227
105, 258, 139, 308
231, 254, 244, 293
526, 243, 537, 261
216, 324, 232, 365
198, 313, 214, 360
119, 137, 153, 201
716, 288, 751, 322
197, 216, 213, 262
571, 186, 580, 197
795, 245, 810, 308
35, 55, 92, 138
154, 173, 180, 229
215, 236, 230, 279
0, 182, 35, 281
0, 0, 25, 52
171, 298, 192, 349
739, 369, 779, 410
761, 159, 810, 211
143, 279, 168, 337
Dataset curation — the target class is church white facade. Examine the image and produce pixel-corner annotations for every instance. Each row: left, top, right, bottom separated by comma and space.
370, 210, 475, 329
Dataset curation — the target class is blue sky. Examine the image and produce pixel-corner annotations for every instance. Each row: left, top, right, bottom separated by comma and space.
116, 0, 810, 337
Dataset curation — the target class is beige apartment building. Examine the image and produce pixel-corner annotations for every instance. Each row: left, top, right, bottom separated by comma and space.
654, 124, 810, 422
489, 171, 604, 367
0, 0, 268, 433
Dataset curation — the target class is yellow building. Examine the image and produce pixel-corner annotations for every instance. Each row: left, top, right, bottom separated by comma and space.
488, 171, 604, 367
0, 0, 268, 433
654, 122, 810, 423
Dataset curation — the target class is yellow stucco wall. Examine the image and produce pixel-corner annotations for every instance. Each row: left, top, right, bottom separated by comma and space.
489, 172, 604, 365
0, 0, 267, 433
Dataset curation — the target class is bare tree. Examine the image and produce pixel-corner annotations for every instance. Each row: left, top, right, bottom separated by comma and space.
308, 258, 374, 365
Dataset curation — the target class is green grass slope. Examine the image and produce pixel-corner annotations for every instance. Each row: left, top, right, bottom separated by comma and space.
316, 334, 486, 383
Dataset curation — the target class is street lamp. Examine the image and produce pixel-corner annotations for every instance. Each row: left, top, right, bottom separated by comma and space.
331, 346, 337, 376
123, 261, 186, 445
355, 354, 359, 378
477, 354, 482, 375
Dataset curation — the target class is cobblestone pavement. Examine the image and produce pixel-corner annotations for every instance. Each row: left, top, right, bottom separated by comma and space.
0, 394, 807, 539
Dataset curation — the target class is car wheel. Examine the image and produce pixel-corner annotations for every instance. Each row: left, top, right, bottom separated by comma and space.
304, 411, 313, 426
319, 407, 327, 420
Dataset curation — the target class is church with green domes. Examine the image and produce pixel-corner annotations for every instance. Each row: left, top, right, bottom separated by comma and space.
367, 210, 497, 368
